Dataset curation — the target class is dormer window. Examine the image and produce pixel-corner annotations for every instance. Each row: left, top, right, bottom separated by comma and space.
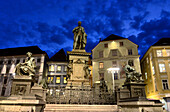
120, 42, 123, 46
104, 43, 108, 48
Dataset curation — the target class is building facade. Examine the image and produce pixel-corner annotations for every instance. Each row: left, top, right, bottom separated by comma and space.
141, 38, 170, 100
0, 46, 48, 96
92, 34, 141, 90
47, 49, 68, 94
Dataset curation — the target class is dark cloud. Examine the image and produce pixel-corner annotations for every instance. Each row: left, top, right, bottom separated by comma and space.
128, 10, 170, 58
0, 0, 170, 58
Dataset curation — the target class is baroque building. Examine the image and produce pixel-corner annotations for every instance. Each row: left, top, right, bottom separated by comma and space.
141, 38, 170, 100
92, 34, 141, 90
0, 46, 48, 96
47, 49, 68, 94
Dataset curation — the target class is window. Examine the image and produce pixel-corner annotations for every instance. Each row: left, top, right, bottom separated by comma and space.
166, 49, 170, 56
57, 65, 61, 72
16, 59, 20, 64
128, 60, 134, 66
112, 61, 117, 67
150, 53, 152, 60
145, 72, 147, 80
8, 60, 11, 64
154, 77, 158, 91
159, 63, 166, 72
64, 76, 67, 84
146, 57, 149, 64
104, 43, 108, 48
114, 73, 118, 80
99, 73, 104, 80
47, 77, 51, 83
99, 51, 103, 58
99, 62, 104, 68
3, 77, 8, 84
128, 49, 133, 55
120, 42, 123, 46
156, 50, 163, 57
152, 65, 155, 75
49, 65, 55, 72
112, 50, 117, 56
56, 77, 60, 83
37, 58, 41, 63
64, 66, 67, 72
0, 60, 3, 64
162, 80, 169, 90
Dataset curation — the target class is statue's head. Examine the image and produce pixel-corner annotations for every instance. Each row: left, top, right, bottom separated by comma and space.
26, 52, 32, 57
78, 21, 81, 26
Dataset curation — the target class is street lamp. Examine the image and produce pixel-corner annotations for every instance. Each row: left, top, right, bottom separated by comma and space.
107, 67, 120, 91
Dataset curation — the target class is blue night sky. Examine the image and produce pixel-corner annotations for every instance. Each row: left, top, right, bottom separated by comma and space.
0, 0, 170, 58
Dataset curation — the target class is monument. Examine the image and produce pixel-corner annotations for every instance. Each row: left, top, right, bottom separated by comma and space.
117, 65, 163, 112
66, 21, 91, 89
0, 52, 46, 112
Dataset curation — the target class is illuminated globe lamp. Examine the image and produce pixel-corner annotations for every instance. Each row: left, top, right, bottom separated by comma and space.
107, 67, 120, 92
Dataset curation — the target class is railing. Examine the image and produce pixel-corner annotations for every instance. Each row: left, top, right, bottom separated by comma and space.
46, 86, 116, 105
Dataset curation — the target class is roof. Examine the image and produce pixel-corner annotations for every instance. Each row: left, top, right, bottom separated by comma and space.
0, 46, 46, 56
49, 49, 67, 62
101, 34, 126, 42
152, 38, 170, 46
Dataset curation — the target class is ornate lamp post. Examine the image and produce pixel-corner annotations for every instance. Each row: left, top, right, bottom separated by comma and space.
107, 67, 120, 91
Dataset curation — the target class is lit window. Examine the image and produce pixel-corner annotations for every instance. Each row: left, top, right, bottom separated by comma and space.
112, 50, 117, 56
154, 77, 158, 91
99, 73, 104, 80
146, 57, 149, 64
166, 49, 170, 56
145, 72, 147, 80
112, 61, 117, 67
159, 63, 166, 72
156, 50, 163, 57
152, 65, 155, 75
99, 51, 103, 58
64, 66, 67, 72
57, 66, 61, 72
51, 77, 53, 82
162, 80, 169, 90
150, 53, 152, 60
99, 62, 104, 68
120, 42, 123, 46
128, 60, 134, 66
49, 65, 54, 72
56, 77, 60, 83
114, 73, 118, 80
64, 77, 67, 84
104, 43, 108, 48
47, 77, 51, 83
128, 49, 132, 55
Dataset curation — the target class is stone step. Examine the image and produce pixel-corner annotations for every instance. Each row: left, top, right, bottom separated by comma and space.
44, 104, 118, 112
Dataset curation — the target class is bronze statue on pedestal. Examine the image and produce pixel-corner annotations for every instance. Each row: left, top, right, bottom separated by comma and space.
73, 21, 87, 50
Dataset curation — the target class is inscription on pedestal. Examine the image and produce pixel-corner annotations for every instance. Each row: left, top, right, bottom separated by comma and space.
73, 64, 84, 79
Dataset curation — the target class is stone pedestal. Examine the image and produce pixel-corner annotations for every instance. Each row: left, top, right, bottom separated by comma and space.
0, 75, 45, 112
117, 82, 164, 112
66, 50, 91, 89
11, 75, 33, 95
31, 84, 47, 101
123, 82, 146, 98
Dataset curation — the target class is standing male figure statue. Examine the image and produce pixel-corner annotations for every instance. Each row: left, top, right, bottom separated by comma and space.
73, 21, 87, 50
